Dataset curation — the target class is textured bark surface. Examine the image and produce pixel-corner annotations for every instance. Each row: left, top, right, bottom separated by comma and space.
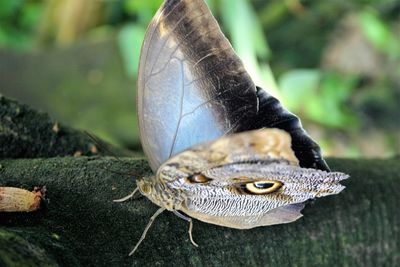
0, 157, 399, 266
0, 96, 399, 266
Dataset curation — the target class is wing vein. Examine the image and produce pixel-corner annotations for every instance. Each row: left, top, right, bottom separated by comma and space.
142, 1, 183, 86
168, 59, 186, 158
144, 12, 208, 87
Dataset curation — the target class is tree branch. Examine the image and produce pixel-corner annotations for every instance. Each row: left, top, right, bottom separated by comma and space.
0, 96, 398, 266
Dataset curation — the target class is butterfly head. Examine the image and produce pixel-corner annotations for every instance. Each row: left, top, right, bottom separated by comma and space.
137, 177, 153, 196
136, 176, 179, 210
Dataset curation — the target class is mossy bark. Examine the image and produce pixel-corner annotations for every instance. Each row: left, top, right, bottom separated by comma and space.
0, 157, 399, 266
0, 96, 399, 266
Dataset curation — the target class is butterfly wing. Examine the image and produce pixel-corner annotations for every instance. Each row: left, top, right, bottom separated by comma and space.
158, 128, 299, 176
138, 0, 329, 172
157, 129, 348, 229
138, 0, 257, 171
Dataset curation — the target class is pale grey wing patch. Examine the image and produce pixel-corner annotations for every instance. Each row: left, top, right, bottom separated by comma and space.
138, 0, 258, 171
254, 203, 305, 226
181, 202, 305, 229
138, 1, 207, 171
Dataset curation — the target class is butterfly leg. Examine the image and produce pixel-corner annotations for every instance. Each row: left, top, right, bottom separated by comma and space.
129, 207, 165, 256
113, 187, 139, 203
173, 211, 199, 248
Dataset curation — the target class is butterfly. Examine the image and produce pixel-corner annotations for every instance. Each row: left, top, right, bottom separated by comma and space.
116, 129, 347, 255
116, 0, 349, 255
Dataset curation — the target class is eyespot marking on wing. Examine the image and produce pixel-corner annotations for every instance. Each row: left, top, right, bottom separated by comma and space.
229, 177, 284, 195
186, 173, 213, 184
244, 180, 283, 195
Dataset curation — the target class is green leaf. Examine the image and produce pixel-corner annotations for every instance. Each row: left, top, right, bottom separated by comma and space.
204, 0, 215, 11
279, 69, 321, 110
314, 73, 358, 128
279, 69, 359, 128
117, 24, 146, 78
0, 25, 31, 50
123, 0, 162, 25
359, 10, 389, 50
221, 0, 270, 59
19, 3, 43, 30
358, 8, 400, 58
220, 0, 276, 95
0, 0, 23, 19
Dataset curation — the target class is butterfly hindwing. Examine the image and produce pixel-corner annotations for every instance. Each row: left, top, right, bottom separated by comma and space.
156, 129, 347, 229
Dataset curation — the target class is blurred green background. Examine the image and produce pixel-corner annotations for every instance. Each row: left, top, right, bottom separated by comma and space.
0, 0, 399, 158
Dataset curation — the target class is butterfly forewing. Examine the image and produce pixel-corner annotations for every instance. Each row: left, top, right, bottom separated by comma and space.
138, 0, 259, 172
138, 0, 330, 173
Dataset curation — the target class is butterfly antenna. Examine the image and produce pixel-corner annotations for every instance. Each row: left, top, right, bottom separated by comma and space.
85, 131, 123, 162
113, 187, 140, 203
84, 131, 140, 177
129, 207, 165, 256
